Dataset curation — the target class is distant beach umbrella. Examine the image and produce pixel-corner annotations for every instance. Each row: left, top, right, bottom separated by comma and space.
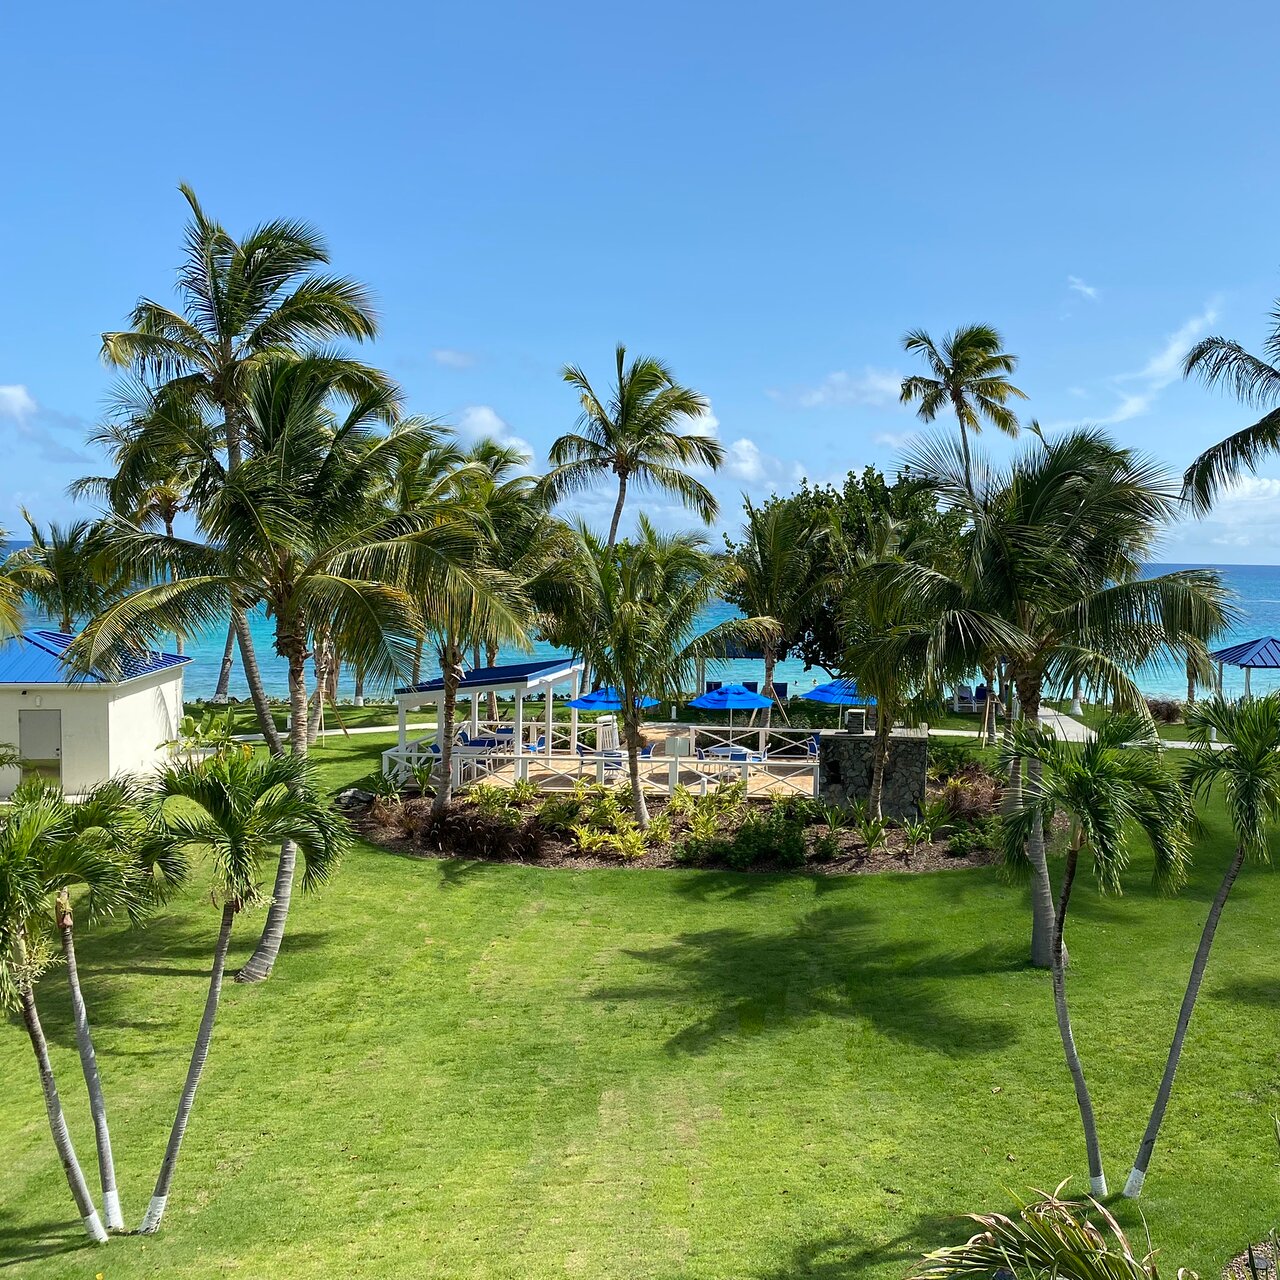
688, 682, 773, 734
566, 685, 659, 711
799, 679, 876, 706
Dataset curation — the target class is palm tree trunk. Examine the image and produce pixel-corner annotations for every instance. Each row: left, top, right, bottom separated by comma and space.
868, 713, 891, 820
486, 644, 499, 720
139, 902, 236, 1234
1123, 840, 1247, 1198
606, 475, 629, 548
1018, 679, 1058, 970
1186, 655, 1197, 706
165, 514, 185, 657
233, 608, 283, 756
237, 647, 307, 983
14, 933, 108, 1244
353, 662, 365, 708
433, 647, 459, 814
59, 906, 124, 1230
1052, 841, 1107, 1194
957, 423, 974, 492
762, 648, 776, 731
626, 719, 650, 829
213, 620, 236, 703
411, 636, 424, 687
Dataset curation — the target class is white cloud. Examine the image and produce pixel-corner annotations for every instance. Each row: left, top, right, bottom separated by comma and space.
681, 400, 720, 437
0, 384, 38, 418
872, 429, 918, 450
453, 404, 535, 465
431, 348, 475, 369
1067, 275, 1099, 300
771, 367, 903, 410
723, 437, 804, 490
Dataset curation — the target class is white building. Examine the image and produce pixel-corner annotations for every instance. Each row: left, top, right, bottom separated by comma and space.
0, 629, 189, 798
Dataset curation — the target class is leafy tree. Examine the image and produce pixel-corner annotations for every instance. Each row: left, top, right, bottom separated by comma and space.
69, 355, 480, 980
904, 429, 1230, 968
14, 511, 124, 633
900, 323, 1027, 488
540, 344, 723, 546
138, 750, 347, 1233
1125, 694, 1280, 1197
1002, 717, 1189, 1196
569, 518, 772, 827
0, 527, 47, 639
1181, 298, 1280, 510
100, 184, 388, 735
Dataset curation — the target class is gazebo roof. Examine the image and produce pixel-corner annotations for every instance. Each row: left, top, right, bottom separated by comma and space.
0, 629, 189, 686
395, 658, 583, 698
1209, 636, 1280, 669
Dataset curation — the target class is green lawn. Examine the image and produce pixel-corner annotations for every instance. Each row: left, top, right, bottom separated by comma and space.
2, 735, 1277, 1278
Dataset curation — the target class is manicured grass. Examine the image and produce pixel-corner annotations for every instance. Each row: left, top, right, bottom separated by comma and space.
2, 739, 1277, 1277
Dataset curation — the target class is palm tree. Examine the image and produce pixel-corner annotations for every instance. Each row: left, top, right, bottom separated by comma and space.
1124, 693, 1280, 1198
138, 750, 347, 1233
0, 784, 136, 1243
724, 498, 815, 728
100, 185, 389, 741
0, 527, 47, 639
70, 355, 481, 981
900, 324, 1027, 489
1001, 717, 1189, 1196
570, 518, 773, 827
14, 511, 123, 633
541, 344, 723, 546
904, 429, 1231, 967
1181, 301, 1280, 511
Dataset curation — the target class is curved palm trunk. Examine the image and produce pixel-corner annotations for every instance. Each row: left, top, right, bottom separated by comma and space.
234, 609, 283, 757
238, 649, 307, 984
606, 474, 629, 548
59, 907, 124, 1230
1018, 679, 1058, 970
1186, 655, 1197, 706
17, 973, 108, 1243
762, 649, 776, 731
625, 719, 650, 829
411, 636, 424, 686
1124, 841, 1247, 1198
212, 621, 236, 703
982, 664, 997, 747
140, 902, 235, 1233
1052, 841, 1106, 1194
432, 648, 460, 814
486, 645, 499, 720
867, 712, 892, 821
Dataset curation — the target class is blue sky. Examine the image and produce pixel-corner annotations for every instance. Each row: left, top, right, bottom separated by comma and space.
3, 0, 1280, 561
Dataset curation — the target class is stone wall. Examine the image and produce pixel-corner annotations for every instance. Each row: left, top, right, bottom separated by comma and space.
817, 728, 928, 819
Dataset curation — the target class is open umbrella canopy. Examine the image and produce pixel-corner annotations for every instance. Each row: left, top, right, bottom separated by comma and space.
1209, 636, 1280, 669
688, 683, 774, 711
800, 679, 876, 707
566, 685, 659, 710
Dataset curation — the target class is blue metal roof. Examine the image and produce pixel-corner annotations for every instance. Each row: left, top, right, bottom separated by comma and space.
0, 630, 190, 685
396, 658, 581, 696
1209, 636, 1280, 670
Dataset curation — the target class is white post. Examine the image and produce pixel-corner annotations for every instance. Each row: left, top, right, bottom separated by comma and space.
470, 691, 479, 737
1245, 667, 1252, 699
398, 699, 408, 749
514, 690, 524, 757
569, 669, 581, 753
545, 684, 554, 755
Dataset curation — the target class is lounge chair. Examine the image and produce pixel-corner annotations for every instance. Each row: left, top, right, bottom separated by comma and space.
705, 680, 723, 693
954, 685, 978, 713
772, 682, 788, 702
743, 681, 759, 693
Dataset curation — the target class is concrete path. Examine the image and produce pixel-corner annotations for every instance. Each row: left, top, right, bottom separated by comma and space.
1037, 707, 1094, 741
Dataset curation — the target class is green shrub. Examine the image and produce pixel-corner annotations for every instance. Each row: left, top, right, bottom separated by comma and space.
927, 741, 983, 783
947, 815, 1002, 857
536, 794, 585, 834
467, 783, 516, 818
509, 778, 541, 803
811, 830, 841, 861
725, 808, 806, 870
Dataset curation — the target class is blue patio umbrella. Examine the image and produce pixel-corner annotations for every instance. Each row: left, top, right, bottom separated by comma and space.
566, 685, 659, 710
800, 678, 876, 706
688, 682, 773, 733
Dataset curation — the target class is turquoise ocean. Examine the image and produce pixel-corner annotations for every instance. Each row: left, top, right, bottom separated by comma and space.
23, 562, 1280, 704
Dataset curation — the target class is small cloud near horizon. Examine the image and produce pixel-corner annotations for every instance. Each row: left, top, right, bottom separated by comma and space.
770, 367, 902, 410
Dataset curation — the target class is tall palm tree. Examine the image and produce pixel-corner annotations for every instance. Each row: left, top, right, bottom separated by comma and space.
541, 344, 723, 546
1181, 300, 1280, 511
725, 498, 815, 728
1124, 694, 1280, 1198
14, 512, 124, 633
904, 429, 1231, 967
70, 355, 481, 981
569, 518, 773, 827
0, 784, 136, 1243
0, 527, 47, 639
900, 324, 1027, 489
1002, 717, 1189, 1196
100, 185, 390, 742
138, 750, 347, 1233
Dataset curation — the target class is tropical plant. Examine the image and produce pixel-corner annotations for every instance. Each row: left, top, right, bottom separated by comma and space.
0, 780, 147, 1241
1002, 716, 1189, 1196
137, 750, 347, 1233
69, 354, 480, 981
900, 323, 1027, 489
909, 1183, 1189, 1279
566, 518, 772, 827
14, 511, 124, 633
1124, 694, 1280, 1198
0, 527, 47, 639
540, 344, 723, 546
1181, 298, 1280, 511
904, 428, 1231, 967
100, 183, 388, 727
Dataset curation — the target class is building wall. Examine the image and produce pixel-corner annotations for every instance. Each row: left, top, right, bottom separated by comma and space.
0, 669, 184, 797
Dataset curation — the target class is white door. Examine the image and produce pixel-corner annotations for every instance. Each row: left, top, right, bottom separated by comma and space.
19, 709, 62, 785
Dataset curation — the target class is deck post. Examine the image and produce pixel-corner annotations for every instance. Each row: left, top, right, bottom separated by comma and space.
470, 691, 480, 737
569, 669, 581, 754
398, 699, 408, 749
514, 691, 524, 757
545, 684, 554, 755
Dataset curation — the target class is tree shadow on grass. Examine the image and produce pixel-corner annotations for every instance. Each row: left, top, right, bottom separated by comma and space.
0, 1210, 94, 1270
590, 903, 1023, 1057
